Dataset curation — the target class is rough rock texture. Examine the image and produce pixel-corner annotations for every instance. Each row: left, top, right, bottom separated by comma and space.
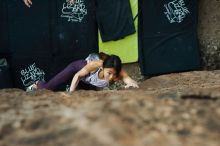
0, 70, 220, 146
198, 0, 220, 69
0, 1, 220, 146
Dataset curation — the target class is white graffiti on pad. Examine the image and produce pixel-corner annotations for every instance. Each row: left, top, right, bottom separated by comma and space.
20, 63, 45, 87
164, 0, 190, 23
61, 0, 87, 22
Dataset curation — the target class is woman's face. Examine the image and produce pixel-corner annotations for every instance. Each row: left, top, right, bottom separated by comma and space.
103, 68, 117, 81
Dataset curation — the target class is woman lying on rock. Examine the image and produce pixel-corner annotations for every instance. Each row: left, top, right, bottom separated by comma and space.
26, 53, 139, 92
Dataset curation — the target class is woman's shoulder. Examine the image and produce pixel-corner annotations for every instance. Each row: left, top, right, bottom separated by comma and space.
86, 60, 103, 68
85, 53, 100, 62
83, 60, 102, 73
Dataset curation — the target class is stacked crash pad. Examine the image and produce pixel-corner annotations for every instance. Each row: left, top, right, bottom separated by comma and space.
138, 0, 201, 75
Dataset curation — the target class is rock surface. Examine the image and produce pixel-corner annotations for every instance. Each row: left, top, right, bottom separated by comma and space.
198, 0, 220, 69
0, 70, 220, 146
0, 1, 220, 145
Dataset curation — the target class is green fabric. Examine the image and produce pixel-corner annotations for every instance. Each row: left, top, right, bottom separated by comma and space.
99, 0, 138, 63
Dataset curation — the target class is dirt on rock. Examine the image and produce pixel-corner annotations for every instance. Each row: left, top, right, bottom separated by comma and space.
0, 70, 220, 146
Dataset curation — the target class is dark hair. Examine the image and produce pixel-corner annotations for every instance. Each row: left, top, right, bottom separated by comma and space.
99, 52, 110, 61
103, 55, 122, 76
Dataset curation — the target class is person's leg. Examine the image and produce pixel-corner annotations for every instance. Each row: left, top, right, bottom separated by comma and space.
37, 59, 87, 90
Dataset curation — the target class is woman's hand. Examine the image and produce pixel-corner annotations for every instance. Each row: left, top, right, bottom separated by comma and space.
119, 69, 139, 89
23, 0, 32, 8
124, 77, 139, 89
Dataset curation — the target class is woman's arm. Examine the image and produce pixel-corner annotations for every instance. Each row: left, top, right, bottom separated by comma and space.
117, 69, 139, 88
69, 60, 102, 92
69, 71, 83, 92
